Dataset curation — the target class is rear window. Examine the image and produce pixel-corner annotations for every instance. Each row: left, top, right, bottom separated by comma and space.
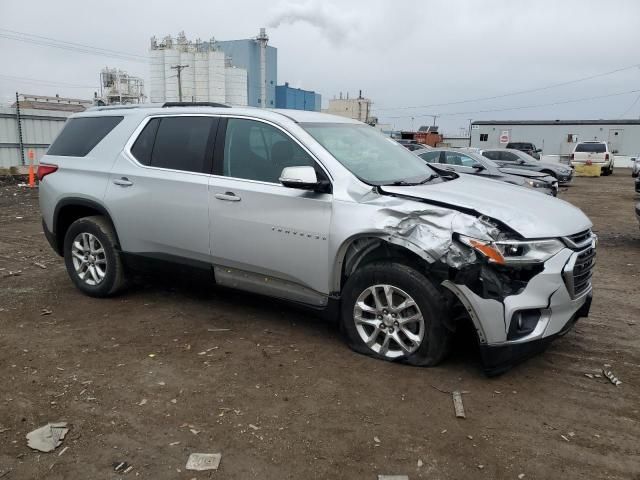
47, 116, 123, 157
575, 143, 606, 153
507, 142, 532, 149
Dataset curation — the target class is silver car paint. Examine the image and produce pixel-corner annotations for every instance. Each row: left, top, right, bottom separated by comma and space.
39, 105, 593, 347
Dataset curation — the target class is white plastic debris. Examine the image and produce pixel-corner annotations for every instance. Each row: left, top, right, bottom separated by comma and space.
26, 422, 69, 452
603, 369, 622, 386
452, 391, 466, 418
185, 453, 222, 471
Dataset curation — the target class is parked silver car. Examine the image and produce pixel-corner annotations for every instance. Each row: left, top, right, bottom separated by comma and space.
416, 148, 558, 196
38, 105, 595, 374
480, 148, 574, 184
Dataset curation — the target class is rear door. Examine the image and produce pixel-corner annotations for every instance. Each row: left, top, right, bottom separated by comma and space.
104, 115, 218, 264
208, 117, 333, 301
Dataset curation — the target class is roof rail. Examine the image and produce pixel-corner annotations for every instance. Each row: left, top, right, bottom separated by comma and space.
162, 102, 231, 108
87, 103, 163, 111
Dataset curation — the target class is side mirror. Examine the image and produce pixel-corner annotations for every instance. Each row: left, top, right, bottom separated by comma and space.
471, 163, 485, 171
518, 159, 526, 164
536, 148, 542, 153
279, 166, 327, 192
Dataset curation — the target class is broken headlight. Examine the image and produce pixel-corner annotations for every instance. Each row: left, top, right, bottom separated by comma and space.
458, 235, 564, 265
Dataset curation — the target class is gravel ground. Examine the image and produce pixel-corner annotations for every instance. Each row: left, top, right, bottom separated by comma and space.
1, 171, 639, 479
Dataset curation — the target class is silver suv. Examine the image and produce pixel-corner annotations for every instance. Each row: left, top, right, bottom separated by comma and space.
38, 104, 596, 374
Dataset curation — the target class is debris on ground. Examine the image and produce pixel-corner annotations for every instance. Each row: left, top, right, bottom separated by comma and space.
603, 369, 622, 386
137, 399, 147, 406
561, 434, 570, 442
26, 422, 69, 452
373, 436, 381, 443
518, 474, 525, 479
57, 446, 69, 457
185, 453, 222, 471
207, 328, 231, 332
33, 262, 47, 269
40, 309, 53, 316
584, 373, 594, 379
378, 476, 409, 480
452, 391, 466, 418
113, 461, 133, 473
417, 459, 423, 468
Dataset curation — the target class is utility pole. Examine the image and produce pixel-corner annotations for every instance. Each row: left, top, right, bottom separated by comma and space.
170, 64, 189, 102
430, 114, 439, 128
15, 92, 25, 166
468, 118, 473, 147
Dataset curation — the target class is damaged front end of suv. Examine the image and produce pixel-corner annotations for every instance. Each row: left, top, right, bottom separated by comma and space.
336, 175, 595, 375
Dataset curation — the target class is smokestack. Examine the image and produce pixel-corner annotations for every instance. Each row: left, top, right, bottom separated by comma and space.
257, 28, 269, 108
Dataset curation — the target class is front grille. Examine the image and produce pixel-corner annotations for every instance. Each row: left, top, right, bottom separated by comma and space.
572, 246, 596, 296
564, 229, 593, 250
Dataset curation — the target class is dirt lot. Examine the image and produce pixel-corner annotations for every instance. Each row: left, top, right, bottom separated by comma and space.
1, 171, 639, 479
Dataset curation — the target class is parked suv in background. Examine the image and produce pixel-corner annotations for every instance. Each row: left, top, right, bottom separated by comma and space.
479, 148, 574, 184
416, 148, 558, 195
39, 104, 595, 374
571, 141, 615, 176
506, 142, 542, 160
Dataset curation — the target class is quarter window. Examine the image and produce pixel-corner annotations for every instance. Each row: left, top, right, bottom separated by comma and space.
131, 118, 159, 166
223, 118, 315, 183
501, 151, 520, 161
48, 116, 123, 157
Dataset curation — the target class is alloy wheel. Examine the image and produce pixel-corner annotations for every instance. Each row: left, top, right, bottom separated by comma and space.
353, 284, 425, 358
71, 232, 107, 286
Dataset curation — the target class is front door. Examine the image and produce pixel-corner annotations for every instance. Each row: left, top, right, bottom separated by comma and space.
105, 115, 218, 264
208, 117, 333, 303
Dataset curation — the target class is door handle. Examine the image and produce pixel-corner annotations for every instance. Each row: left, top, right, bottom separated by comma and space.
214, 192, 241, 202
113, 177, 134, 187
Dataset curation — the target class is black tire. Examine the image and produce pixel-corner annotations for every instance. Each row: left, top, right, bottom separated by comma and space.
340, 261, 451, 366
63, 215, 127, 297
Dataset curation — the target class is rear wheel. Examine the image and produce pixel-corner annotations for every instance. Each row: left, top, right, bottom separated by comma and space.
340, 261, 451, 366
63, 216, 127, 297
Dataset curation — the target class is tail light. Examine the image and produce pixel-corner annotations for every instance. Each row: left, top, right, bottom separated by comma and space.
605, 153, 609, 160
37, 164, 58, 181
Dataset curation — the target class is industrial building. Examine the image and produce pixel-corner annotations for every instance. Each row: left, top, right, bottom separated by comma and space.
275, 83, 321, 111
326, 91, 373, 123
149, 32, 248, 106
216, 28, 276, 108
0, 95, 81, 168
97, 67, 145, 105
470, 120, 640, 160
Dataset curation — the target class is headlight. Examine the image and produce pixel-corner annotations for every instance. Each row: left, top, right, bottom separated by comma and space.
526, 179, 546, 188
458, 235, 565, 265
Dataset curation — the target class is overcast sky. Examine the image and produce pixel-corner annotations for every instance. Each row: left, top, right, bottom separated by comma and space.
1, 0, 639, 133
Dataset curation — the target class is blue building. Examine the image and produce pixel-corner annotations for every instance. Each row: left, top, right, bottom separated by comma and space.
216, 39, 277, 108
275, 83, 322, 111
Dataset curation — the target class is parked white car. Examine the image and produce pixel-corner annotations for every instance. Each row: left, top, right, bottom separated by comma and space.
571, 141, 614, 176
631, 155, 639, 178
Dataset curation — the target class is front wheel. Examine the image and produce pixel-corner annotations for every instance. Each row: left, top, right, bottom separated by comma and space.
340, 261, 451, 366
63, 216, 127, 297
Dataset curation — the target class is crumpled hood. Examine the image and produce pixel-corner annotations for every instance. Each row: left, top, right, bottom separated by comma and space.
499, 167, 549, 179
380, 174, 592, 238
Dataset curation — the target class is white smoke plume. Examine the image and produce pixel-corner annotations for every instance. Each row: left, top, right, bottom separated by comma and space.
268, 0, 360, 46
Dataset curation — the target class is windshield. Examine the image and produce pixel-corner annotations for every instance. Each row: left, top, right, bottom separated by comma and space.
575, 143, 606, 153
301, 123, 436, 185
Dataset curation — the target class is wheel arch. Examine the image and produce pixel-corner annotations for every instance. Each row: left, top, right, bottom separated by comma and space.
332, 234, 436, 294
53, 198, 120, 255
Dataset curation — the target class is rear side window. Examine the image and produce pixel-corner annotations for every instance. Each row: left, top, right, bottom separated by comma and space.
130, 116, 217, 173
47, 116, 123, 157
575, 143, 606, 153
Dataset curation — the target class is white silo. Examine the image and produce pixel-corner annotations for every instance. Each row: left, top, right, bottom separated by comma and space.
194, 51, 209, 102
179, 50, 195, 102
163, 48, 180, 102
149, 48, 165, 103
208, 50, 226, 103
225, 66, 248, 106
